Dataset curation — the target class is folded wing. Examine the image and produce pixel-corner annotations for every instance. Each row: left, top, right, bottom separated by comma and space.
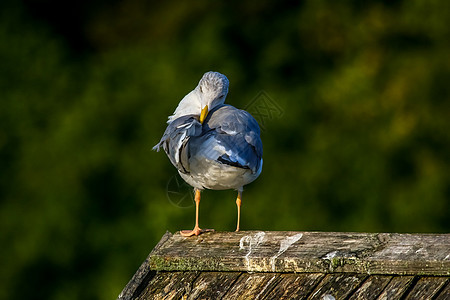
153, 115, 202, 174
194, 105, 263, 174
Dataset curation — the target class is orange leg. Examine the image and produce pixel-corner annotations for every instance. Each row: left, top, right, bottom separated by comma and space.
180, 189, 214, 237
235, 190, 242, 232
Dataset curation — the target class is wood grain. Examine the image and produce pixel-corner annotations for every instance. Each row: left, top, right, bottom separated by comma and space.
348, 275, 392, 299
148, 231, 450, 276
376, 276, 415, 299
307, 273, 367, 299
136, 271, 199, 300
262, 273, 325, 300
186, 272, 241, 300
222, 272, 282, 299
404, 276, 448, 299
118, 231, 450, 300
434, 280, 450, 300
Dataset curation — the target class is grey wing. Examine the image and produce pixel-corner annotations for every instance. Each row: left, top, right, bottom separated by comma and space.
201, 105, 263, 173
153, 115, 202, 173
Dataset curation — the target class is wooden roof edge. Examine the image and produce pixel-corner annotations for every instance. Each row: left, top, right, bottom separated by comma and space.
149, 230, 450, 276
118, 230, 450, 300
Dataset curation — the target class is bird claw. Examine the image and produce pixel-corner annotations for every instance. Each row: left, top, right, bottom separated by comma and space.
180, 227, 214, 237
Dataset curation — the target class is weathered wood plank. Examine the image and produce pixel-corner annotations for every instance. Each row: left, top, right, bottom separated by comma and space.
186, 272, 241, 300
404, 276, 449, 299
222, 272, 283, 299
434, 280, 450, 300
348, 275, 392, 300
308, 273, 367, 299
261, 273, 325, 300
136, 271, 199, 300
376, 276, 415, 300
148, 231, 450, 275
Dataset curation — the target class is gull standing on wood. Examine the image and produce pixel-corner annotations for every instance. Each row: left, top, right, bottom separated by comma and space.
153, 71, 263, 236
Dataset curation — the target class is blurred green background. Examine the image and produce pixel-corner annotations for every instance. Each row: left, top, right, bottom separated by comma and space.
1, 0, 449, 299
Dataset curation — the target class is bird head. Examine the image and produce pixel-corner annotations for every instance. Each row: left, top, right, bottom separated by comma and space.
197, 71, 229, 124
167, 71, 229, 124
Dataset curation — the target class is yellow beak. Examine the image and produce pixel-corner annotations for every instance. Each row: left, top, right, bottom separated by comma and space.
199, 105, 209, 124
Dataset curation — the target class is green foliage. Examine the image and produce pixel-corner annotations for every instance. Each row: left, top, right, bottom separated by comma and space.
1, 1, 449, 299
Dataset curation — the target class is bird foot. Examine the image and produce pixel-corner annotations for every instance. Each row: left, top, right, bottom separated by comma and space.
180, 226, 214, 237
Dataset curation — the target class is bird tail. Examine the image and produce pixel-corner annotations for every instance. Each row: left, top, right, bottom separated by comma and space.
152, 142, 162, 152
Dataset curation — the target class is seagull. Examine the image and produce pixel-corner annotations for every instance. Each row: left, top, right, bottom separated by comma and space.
153, 71, 263, 237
